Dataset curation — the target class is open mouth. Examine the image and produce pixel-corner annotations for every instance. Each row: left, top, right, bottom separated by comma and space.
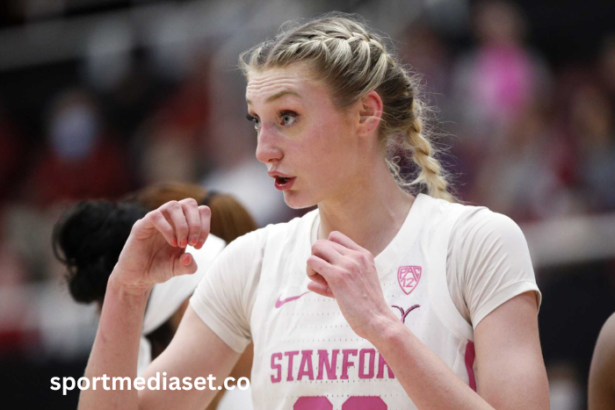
276, 177, 291, 184
274, 176, 296, 190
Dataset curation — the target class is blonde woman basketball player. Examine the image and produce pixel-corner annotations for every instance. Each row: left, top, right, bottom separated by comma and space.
79, 14, 549, 410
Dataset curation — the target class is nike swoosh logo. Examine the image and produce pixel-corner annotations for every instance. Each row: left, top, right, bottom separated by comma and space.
275, 291, 310, 308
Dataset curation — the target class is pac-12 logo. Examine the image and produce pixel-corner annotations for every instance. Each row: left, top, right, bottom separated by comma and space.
397, 266, 422, 295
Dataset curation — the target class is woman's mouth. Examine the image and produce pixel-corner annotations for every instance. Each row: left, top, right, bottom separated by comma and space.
274, 176, 296, 190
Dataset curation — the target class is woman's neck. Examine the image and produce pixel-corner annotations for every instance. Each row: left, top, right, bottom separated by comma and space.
317, 161, 415, 258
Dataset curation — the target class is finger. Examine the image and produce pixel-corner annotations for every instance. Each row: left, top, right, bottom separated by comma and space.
146, 210, 176, 247
306, 254, 336, 281
322, 239, 351, 256
307, 280, 335, 298
195, 206, 211, 250
174, 251, 198, 276
328, 231, 364, 252
180, 198, 201, 247
306, 263, 328, 286
311, 240, 344, 264
161, 201, 190, 248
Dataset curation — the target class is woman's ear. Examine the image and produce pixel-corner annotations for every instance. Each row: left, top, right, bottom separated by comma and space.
357, 90, 383, 137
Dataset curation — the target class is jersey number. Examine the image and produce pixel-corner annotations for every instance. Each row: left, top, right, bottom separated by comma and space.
294, 396, 387, 409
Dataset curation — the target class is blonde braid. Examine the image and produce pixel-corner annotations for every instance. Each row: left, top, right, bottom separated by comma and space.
406, 100, 454, 202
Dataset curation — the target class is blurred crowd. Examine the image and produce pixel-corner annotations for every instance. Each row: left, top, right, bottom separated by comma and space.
0, 0, 614, 408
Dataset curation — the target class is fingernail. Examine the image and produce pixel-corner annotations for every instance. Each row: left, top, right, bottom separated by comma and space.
180, 238, 188, 248
197, 239, 205, 249
172, 238, 178, 247
190, 235, 198, 246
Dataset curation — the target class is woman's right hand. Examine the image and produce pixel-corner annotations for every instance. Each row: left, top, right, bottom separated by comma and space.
111, 198, 211, 293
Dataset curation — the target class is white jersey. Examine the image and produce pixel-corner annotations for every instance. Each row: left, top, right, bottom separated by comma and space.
190, 194, 541, 410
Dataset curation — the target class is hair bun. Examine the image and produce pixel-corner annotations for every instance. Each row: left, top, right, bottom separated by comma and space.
53, 200, 147, 304
66, 257, 109, 304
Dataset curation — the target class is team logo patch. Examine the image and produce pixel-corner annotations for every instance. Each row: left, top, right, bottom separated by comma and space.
397, 265, 422, 295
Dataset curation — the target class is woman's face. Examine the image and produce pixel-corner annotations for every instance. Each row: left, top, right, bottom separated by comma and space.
246, 63, 362, 209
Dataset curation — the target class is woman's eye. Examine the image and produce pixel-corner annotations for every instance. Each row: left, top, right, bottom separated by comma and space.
280, 111, 298, 126
246, 113, 261, 130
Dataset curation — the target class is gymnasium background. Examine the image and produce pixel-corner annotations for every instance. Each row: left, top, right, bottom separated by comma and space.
0, 0, 614, 409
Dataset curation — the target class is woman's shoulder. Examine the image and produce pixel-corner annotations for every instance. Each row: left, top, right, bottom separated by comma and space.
420, 195, 524, 243
445, 202, 539, 327
451, 204, 524, 245
446, 201, 534, 284
456, 206, 523, 237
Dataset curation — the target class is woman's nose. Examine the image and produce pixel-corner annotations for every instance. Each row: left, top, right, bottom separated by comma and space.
255, 126, 283, 164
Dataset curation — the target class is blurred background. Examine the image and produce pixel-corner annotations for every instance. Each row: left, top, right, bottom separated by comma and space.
0, 0, 614, 408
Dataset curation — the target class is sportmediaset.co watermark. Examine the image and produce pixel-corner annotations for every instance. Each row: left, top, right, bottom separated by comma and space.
50, 372, 250, 396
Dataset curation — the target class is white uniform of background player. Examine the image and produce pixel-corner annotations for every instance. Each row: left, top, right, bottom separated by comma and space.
191, 194, 541, 410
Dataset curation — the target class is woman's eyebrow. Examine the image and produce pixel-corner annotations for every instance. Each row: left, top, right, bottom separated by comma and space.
246, 89, 301, 105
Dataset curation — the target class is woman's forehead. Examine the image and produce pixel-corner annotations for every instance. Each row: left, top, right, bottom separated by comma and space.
245, 64, 323, 104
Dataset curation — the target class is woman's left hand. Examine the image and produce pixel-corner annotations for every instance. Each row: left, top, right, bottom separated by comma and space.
306, 231, 399, 340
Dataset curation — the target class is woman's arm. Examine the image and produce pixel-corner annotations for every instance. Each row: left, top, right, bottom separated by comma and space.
472, 291, 549, 408
78, 276, 150, 410
80, 281, 240, 410
372, 292, 547, 410
79, 199, 240, 410
139, 306, 241, 410
589, 313, 615, 410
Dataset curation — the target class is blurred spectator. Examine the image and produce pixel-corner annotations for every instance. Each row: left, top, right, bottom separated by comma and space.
449, 0, 554, 204
1, 89, 134, 286
132, 51, 215, 186
24, 89, 132, 206
154, 52, 212, 148
472, 103, 576, 221
137, 129, 199, 185
570, 84, 615, 211
451, 0, 551, 142
399, 24, 452, 98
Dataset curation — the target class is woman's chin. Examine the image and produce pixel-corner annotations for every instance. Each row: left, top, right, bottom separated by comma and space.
282, 190, 317, 210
